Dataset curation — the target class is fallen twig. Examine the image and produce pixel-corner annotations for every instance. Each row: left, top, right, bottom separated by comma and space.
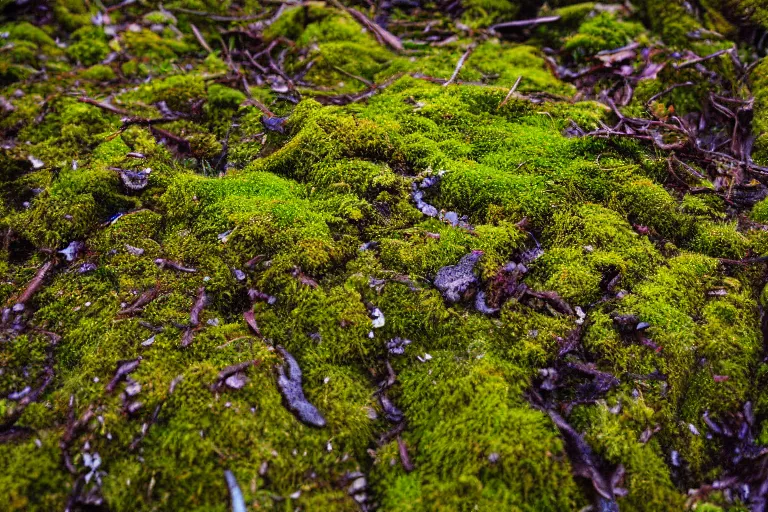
490, 15, 560, 31
498, 75, 523, 109
14, 259, 54, 311
444, 42, 478, 87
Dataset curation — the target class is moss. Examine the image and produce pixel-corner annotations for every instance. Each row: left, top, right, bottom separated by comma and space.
67, 26, 110, 66
121, 29, 192, 62
564, 12, 645, 58
78, 64, 116, 81
689, 221, 749, 259
372, 355, 584, 511
3, 2, 768, 510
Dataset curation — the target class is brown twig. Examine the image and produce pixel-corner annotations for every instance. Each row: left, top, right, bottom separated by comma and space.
444, 42, 478, 87
490, 15, 560, 31
328, 0, 403, 52
498, 75, 523, 108
15, 259, 54, 310
674, 48, 732, 70
190, 23, 213, 53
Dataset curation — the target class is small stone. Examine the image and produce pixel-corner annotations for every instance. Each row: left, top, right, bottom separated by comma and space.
58, 241, 84, 262
28, 155, 44, 169
125, 244, 144, 256
348, 477, 367, 495
371, 307, 385, 328
386, 337, 412, 355
233, 269, 246, 281
224, 372, 249, 390
207, 318, 219, 326
141, 335, 155, 347
124, 381, 141, 397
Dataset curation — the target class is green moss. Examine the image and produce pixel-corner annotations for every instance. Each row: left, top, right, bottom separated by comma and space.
564, 12, 645, 58
3, 3, 768, 510
79, 64, 116, 81
67, 26, 110, 66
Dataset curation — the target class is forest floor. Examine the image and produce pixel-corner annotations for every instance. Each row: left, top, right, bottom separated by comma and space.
2, 0, 768, 510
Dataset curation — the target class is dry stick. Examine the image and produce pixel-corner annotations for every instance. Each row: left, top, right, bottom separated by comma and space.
645, 81, 696, 106
489, 15, 560, 31
15, 260, 54, 309
168, 6, 273, 22
332, 65, 374, 88
397, 435, 414, 472
190, 23, 213, 53
674, 48, 732, 70
327, 0, 403, 51
498, 75, 523, 109
444, 42, 478, 87
719, 255, 768, 265
671, 154, 705, 180
243, 97, 275, 117
77, 96, 130, 116
118, 287, 159, 316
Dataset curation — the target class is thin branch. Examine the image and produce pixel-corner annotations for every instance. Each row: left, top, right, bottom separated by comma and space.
190, 23, 213, 53
490, 15, 560, 31
444, 42, 478, 87
498, 75, 523, 108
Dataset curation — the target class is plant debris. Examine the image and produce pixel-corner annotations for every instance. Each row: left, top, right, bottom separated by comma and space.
276, 346, 326, 428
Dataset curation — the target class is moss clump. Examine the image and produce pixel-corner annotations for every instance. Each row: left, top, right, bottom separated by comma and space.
564, 12, 645, 58
67, 26, 110, 66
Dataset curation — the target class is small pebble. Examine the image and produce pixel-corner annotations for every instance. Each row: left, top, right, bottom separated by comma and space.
225, 372, 249, 390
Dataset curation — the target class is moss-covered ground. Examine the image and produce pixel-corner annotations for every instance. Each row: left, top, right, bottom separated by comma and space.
2, 0, 768, 510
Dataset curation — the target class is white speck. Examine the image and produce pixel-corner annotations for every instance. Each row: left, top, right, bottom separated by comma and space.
84, 302, 91, 307
575, 306, 586, 325
289, 490, 301, 499
203, 276, 211, 282
323, 377, 330, 384
417, 353, 432, 362
368, 331, 374, 339
125, 244, 144, 256
72, 160, 78, 170
688, 423, 700, 436
583, 245, 594, 252
34, 438, 42, 448
28, 155, 44, 169
327, 442, 332, 452
207, 318, 219, 326
371, 307, 385, 328
93, 377, 99, 383
125, 381, 141, 396
217, 230, 232, 243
